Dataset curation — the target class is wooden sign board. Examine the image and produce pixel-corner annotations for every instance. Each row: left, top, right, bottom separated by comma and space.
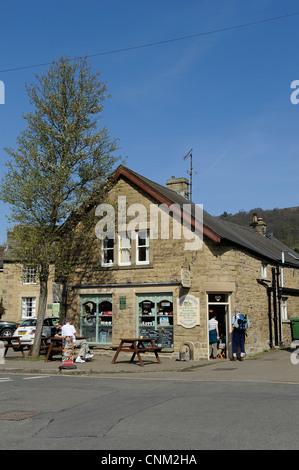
62, 336, 74, 366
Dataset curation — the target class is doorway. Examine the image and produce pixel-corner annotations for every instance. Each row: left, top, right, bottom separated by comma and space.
208, 293, 230, 359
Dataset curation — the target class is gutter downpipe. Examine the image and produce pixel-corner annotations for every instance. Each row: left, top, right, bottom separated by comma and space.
268, 286, 274, 349
272, 267, 279, 347
276, 263, 283, 345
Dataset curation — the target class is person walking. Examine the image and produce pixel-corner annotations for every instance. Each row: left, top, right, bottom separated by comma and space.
232, 308, 249, 361
209, 313, 220, 359
60, 318, 94, 363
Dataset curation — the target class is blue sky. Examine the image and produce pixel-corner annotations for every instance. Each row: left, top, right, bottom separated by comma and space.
0, 0, 299, 243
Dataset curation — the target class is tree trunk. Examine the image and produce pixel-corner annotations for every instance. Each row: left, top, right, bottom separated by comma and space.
31, 264, 49, 358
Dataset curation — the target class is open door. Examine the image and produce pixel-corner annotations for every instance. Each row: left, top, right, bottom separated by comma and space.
208, 294, 231, 359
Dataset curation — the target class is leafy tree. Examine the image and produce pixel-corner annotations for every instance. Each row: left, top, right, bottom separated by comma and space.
0, 56, 121, 357
220, 211, 230, 218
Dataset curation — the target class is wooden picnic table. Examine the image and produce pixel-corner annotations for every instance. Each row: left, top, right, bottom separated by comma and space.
0, 336, 26, 357
111, 338, 162, 367
27, 337, 49, 357
44, 336, 87, 362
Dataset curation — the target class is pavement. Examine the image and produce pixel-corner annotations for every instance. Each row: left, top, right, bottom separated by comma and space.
1, 346, 299, 383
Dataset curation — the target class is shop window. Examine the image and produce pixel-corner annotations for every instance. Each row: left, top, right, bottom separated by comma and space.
82, 301, 97, 315
137, 294, 173, 348
141, 300, 155, 315
80, 296, 112, 344
136, 230, 149, 264
118, 233, 131, 265
98, 301, 112, 343
101, 238, 114, 266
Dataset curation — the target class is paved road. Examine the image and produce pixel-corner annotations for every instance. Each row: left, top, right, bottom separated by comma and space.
1, 371, 299, 451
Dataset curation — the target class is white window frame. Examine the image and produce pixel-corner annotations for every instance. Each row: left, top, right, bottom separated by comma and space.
136, 230, 150, 265
21, 297, 36, 318
281, 297, 288, 321
118, 233, 131, 266
22, 266, 37, 285
261, 263, 268, 279
101, 238, 114, 267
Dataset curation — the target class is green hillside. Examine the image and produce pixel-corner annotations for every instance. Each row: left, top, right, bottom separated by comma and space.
219, 206, 299, 253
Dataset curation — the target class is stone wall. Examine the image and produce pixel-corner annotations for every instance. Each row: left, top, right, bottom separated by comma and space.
2, 263, 56, 322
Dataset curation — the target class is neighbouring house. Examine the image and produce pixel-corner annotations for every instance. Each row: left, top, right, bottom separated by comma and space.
0, 230, 61, 323
61, 165, 299, 360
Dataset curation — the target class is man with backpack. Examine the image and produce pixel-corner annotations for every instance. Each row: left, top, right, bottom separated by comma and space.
232, 308, 249, 361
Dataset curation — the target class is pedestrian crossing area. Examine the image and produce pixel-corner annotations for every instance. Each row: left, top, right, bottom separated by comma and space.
0, 375, 50, 382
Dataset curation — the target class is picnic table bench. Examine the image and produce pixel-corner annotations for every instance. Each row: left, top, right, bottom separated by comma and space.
112, 338, 162, 367
0, 336, 26, 357
27, 337, 49, 357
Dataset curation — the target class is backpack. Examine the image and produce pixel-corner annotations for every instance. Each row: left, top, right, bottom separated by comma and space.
234, 313, 248, 331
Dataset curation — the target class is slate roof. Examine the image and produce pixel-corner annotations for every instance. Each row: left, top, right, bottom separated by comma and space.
113, 165, 299, 269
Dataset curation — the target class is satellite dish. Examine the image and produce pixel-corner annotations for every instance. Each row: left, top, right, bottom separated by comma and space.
266, 230, 273, 238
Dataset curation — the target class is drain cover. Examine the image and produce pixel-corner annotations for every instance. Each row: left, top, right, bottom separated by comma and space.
0, 411, 42, 421
212, 368, 238, 371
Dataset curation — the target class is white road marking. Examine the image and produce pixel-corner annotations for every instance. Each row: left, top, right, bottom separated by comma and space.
22, 376, 50, 380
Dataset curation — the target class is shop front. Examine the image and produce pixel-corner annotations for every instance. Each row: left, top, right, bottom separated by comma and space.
76, 285, 178, 349
80, 294, 113, 345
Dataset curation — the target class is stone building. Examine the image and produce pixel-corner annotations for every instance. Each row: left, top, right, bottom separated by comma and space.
0, 232, 59, 322
63, 165, 299, 360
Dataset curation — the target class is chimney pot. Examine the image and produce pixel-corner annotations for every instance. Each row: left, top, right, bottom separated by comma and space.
250, 213, 267, 236
166, 176, 189, 198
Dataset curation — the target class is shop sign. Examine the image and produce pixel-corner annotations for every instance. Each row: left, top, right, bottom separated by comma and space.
119, 296, 126, 309
181, 269, 191, 288
177, 295, 200, 328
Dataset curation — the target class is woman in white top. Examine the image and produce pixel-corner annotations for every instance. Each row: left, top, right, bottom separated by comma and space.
208, 314, 220, 359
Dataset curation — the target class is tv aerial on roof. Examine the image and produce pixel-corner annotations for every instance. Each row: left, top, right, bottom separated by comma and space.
183, 148, 193, 201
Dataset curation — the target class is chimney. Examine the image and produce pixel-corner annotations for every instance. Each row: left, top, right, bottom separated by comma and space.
166, 176, 189, 199
249, 212, 267, 236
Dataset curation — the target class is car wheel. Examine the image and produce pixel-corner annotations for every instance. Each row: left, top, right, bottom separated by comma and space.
1, 328, 13, 337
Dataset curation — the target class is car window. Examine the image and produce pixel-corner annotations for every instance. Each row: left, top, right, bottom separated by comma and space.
20, 319, 36, 327
43, 318, 59, 326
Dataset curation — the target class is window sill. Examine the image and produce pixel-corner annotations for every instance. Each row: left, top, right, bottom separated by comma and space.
98, 264, 154, 271
260, 277, 271, 282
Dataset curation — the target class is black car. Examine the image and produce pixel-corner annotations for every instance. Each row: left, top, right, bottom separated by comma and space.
0, 320, 20, 337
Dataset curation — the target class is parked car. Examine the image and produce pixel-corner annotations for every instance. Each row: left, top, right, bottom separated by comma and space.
0, 320, 20, 337
14, 317, 59, 344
